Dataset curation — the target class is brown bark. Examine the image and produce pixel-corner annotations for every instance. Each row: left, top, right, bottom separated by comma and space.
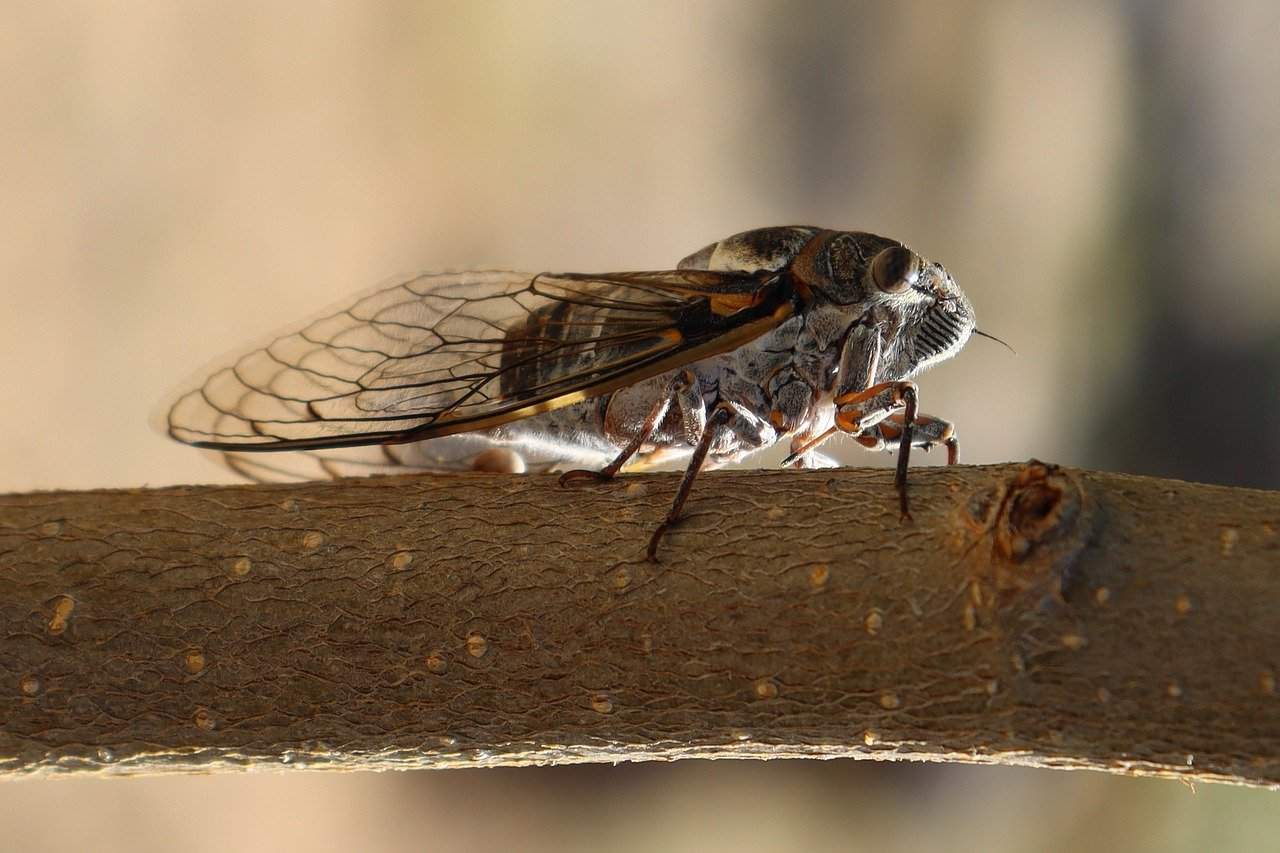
0, 462, 1277, 786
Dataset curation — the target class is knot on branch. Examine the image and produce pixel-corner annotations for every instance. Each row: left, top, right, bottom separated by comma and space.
958, 460, 1098, 602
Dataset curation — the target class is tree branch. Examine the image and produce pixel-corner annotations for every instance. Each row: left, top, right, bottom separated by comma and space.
1, 462, 1277, 786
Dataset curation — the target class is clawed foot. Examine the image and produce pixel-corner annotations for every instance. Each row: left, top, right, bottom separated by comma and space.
646, 520, 673, 562
897, 482, 914, 523
558, 468, 614, 487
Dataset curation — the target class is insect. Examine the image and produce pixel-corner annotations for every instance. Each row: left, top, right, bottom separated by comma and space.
166, 226, 977, 559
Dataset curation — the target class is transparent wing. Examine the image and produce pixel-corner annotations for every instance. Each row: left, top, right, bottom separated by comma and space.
166, 268, 789, 452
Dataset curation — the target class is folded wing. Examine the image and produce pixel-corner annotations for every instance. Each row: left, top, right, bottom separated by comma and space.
166, 268, 787, 453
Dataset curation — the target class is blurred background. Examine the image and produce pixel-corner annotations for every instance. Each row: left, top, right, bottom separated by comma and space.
2, 1, 1277, 850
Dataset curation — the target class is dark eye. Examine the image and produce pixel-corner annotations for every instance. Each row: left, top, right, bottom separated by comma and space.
869, 246, 921, 294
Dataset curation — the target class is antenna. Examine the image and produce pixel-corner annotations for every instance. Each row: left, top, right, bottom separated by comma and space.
973, 328, 1016, 355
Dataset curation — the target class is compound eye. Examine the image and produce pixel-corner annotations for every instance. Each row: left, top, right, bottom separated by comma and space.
869, 245, 921, 294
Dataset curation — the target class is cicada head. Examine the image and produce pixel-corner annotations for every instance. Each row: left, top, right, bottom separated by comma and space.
868, 244, 975, 376
680, 226, 975, 376
792, 230, 976, 377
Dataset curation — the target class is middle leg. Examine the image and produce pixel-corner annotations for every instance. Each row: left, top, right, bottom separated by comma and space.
645, 403, 734, 561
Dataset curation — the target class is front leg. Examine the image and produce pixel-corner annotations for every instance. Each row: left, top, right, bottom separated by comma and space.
831, 380, 922, 519
854, 410, 959, 465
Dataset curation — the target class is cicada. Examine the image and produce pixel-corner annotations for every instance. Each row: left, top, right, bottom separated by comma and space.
166, 226, 976, 558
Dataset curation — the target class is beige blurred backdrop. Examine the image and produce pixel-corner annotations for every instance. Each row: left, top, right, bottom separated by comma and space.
2, 1, 1277, 851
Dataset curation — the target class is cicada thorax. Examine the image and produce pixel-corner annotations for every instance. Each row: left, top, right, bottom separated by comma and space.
673, 228, 831, 435
677, 226, 823, 275
675, 228, 893, 401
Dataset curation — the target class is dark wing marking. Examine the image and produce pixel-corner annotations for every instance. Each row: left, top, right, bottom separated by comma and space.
167, 268, 791, 452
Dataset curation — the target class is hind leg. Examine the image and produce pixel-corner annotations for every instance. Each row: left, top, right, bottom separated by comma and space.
559, 371, 703, 485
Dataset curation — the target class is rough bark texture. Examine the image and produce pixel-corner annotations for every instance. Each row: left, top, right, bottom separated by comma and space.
0, 462, 1277, 786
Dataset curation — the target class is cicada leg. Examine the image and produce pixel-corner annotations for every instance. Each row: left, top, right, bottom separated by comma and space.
646, 403, 734, 561
854, 411, 959, 465
831, 380, 926, 520
559, 370, 701, 485
785, 428, 841, 469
